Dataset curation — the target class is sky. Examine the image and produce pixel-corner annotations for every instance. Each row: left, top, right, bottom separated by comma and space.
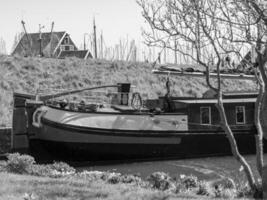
0, 0, 146, 54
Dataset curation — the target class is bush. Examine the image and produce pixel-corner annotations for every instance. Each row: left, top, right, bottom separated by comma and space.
6, 153, 35, 174
48, 161, 76, 177
147, 172, 175, 191
121, 174, 143, 185
30, 161, 75, 178
236, 182, 253, 198
212, 177, 236, 189
50, 161, 75, 174
30, 164, 52, 177
197, 181, 210, 196
181, 175, 198, 189
107, 173, 121, 184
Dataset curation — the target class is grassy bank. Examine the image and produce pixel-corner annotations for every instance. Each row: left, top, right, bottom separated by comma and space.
0, 55, 257, 127
0, 153, 254, 199
0, 172, 201, 200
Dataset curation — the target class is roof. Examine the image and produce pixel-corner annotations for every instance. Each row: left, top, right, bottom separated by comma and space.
174, 98, 256, 104
223, 90, 258, 96
58, 50, 93, 59
152, 69, 256, 80
12, 31, 66, 56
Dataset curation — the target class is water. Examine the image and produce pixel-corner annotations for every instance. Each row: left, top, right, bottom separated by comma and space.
78, 154, 267, 182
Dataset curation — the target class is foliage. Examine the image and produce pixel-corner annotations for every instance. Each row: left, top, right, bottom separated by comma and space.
6, 153, 35, 174
196, 180, 210, 196
212, 177, 236, 190
49, 161, 76, 175
30, 161, 75, 178
146, 172, 175, 191
180, 174, 198, 189
235, 181, 253, 198
106, 172, 122, 184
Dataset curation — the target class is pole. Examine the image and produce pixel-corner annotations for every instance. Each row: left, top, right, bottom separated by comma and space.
93, 17, 97, 59
21, 20, 31, 56
50, 22, 54, 57
38, 24, 45, 57
174, 38, 177, 64
100, 30, 103, 59
84, 34, 86, 50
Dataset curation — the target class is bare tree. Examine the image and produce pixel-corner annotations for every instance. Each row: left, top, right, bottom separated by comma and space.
138, 0, 266, 196
0, 37, 7, 55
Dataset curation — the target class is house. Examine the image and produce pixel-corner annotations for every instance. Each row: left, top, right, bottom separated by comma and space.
11, 31, 92, 59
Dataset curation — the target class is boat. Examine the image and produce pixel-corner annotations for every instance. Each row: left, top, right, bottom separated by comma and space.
11, 82, 267, 161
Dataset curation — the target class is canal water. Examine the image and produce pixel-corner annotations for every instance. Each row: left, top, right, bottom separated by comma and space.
78, 154, 266, 182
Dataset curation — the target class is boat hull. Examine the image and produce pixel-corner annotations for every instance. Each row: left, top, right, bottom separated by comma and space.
29, 116, 265, 161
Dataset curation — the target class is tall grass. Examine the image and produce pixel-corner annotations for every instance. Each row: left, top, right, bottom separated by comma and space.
0, 55, 257, 127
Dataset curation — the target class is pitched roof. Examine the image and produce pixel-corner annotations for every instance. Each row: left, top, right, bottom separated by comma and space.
58, 50, 93, 59
12, 31, 66, 56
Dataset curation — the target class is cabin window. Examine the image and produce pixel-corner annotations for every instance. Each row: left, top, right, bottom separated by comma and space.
64, 45, 70, 51
200, 107, 211, 125
236, 106, 245, 124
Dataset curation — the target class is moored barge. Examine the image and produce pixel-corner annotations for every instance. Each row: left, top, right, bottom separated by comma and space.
11, 83, 266, 161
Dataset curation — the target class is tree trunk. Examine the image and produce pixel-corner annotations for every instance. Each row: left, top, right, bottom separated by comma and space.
260, 90, 267, 140
254, 82, 264, 176
263, 165, 267, 198
216, 92, 257, 191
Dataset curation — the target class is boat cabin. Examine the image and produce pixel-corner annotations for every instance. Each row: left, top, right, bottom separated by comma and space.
146, 91, 257, 132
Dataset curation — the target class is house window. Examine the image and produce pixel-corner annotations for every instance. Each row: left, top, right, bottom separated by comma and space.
63, 37, 69, 44
236, 106, 245, 124
64, 45, 70, 51
200, 107, 211, 125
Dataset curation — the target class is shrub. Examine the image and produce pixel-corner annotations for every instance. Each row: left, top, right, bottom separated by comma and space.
212, 177, 236, 189
236, 182, 253, 198
121, 174, 143, 185
173, 179, 187, 194
214, 185, 223, 198
217, 189, 236, 199
48, 161, 76, 177
107, 172, 122, 184
50, 161, 75, 174
6, 153, 35, 174
197, 181, 210, 196
147, 172, 175, 191
30, 161, 75, 178
30, 164, 52, 177
181, 175, 198, 189
77, 170, 106, 181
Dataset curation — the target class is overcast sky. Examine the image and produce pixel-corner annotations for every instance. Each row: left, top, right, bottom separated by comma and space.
0, 0, 145, 54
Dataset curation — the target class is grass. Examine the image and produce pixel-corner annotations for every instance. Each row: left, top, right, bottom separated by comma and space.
0, 153, 257, 199
0, 55, 257, 127
0, 169, 233, 200
0, 166, 202, 200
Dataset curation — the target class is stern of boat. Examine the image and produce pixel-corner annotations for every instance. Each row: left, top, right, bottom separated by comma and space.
12, 92, 48, 159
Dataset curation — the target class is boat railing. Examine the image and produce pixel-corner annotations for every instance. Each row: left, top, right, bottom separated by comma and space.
44, 90, 148, 112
